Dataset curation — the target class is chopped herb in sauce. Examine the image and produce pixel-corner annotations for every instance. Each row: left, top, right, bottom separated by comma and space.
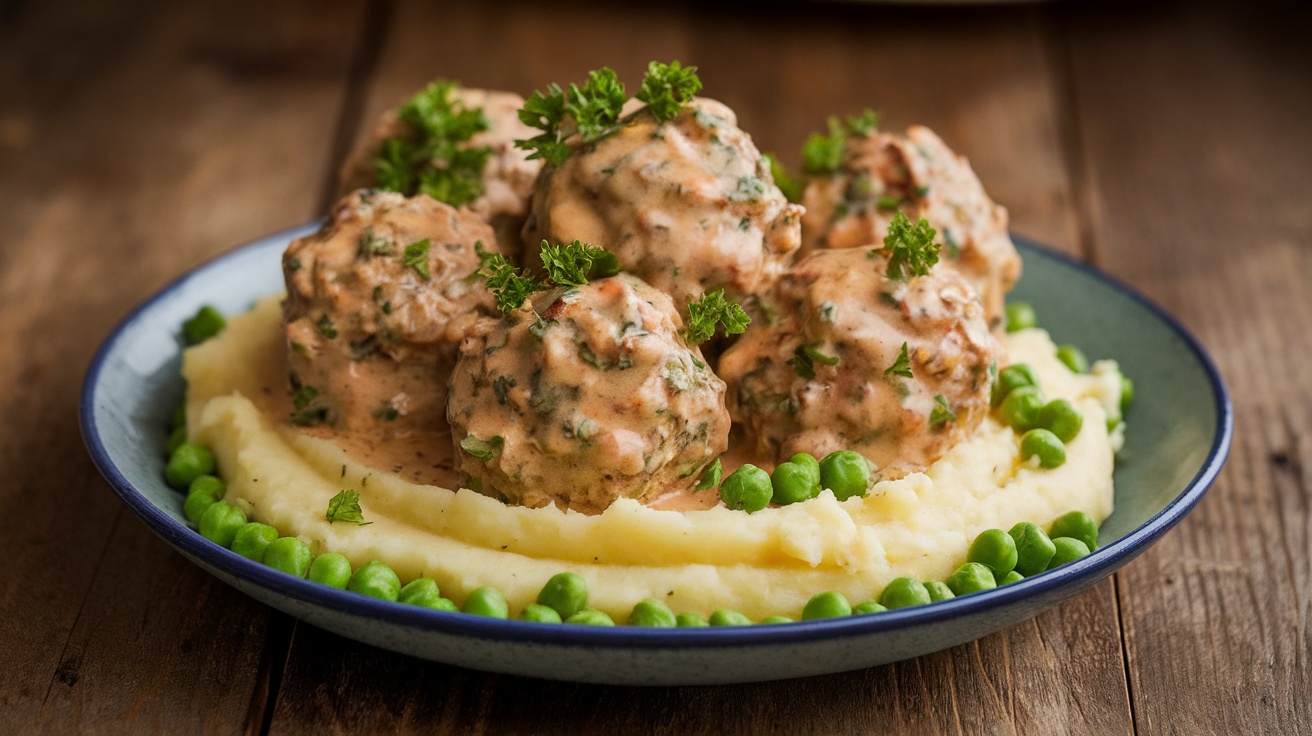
694, 458, 723, 492
315, 314, 338, 340
789, 344, 839, 379
527, 317, 555, 339
876, 195, 903, 210
492, 375, 517, 405
729, 175, 765, 202
402, 238, 432, 280
325, 489, 372, 525
819, 301, 836, 323
358, 227, 393, 258
885, 342, 913, 378
372, 400, 400, 422
930, 394, 957, 428
460, 433, 504, 461
290, 384, 330, 426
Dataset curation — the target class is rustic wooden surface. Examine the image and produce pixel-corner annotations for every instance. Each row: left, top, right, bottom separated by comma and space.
0, 0, 1305, 732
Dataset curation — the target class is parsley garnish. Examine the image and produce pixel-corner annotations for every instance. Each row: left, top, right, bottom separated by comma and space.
325, 489, 371, 525
402, 238, 432, 280
476, 243, 543, 314
800, 110, 880, 174
693, 458, 722, 492
885, 342, 913, 378
846, 109, 879, 135
289, 384, 329, 426
635, 60, 702, 121
929, 394, 957, 428
515, 68, 626, 166
682, 289, 750, 344
539, 240, 619, 286
357, 227, 392, 258
764, 152, 804, 203
316, 314, 338, 340
882, 211, 940, 281
460, 434, 504, 461
372, 80, 492, 207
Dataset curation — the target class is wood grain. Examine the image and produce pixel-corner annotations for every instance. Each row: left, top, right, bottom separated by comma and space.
1059, 0, 1312, 732
268, 3, 1131, 735
0, 0, 366, 732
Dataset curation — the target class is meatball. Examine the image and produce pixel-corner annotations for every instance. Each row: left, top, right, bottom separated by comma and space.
717, 247, 998, 478
447, 274, 729, 514
338, 84, 541, 255
282, 190, 498, 438
522, 98, 802, 315
800, 125, 1021, 327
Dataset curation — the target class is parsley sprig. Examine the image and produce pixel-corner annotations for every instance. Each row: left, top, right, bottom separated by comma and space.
682, 289, 750, 345
476, 243, 543, 314
882, 211, 941, 281
884, 342, 914, 378
800, 109, 881, 174
539, 240, 620, 287
635, 60, 702, 121
325, 489, 371, 525
516, 69, 627, 166
372, 80, 492, 207
929, 395, 957, 428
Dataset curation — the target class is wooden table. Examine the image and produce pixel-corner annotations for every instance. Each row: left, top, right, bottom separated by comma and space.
2, 0, 1307, 732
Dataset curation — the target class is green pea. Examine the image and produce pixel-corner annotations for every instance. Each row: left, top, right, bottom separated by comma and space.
566, 609, 615, 626
171, 404, 187, 430
230, 522, 277, 562
771, 460, 820, 505
1049, 510, 1099, 551
398, 578, 442, 607
999, 571, 1025, 585
992, 363, 1040, 407
968, 528, 1018, 577
852, 601, 888, 615
1047, 537, 1091, 569
1056, 344, 1089, 374
166, 426, 187, 455
1000, 386, 1045, 431
720, 463, 772, 512
347, 560, 401, 601
1120, 374, 1135, 413
1021, 428, 1066, 468
463, 586, 510, 618
628, 598, 677, 627
1037, 399, 1083, 442
183, 475, 225, 524
802, 591, 852, 620
676, 612, 710, 627
947, 562, 997, 596
1006, 302, 1037, 333
165, 442, 216, 489
198, 502, 246, 548
759, 615, 794, 624
536, 572, 588, 620
709, 609, 752, 626
790, 452, 820, 478
879, 577, 931, 609
1008, 522, 1057, 576
432, 597, 459, 612
819, 450, 874, 500
924, 581, 956, 602
518, 603, 563, 623
308, 553, 353, 589
263, 537, 313, 578
183, 305, 227, 345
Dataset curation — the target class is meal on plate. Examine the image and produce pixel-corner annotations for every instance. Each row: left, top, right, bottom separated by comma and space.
165, 62, 1132, 625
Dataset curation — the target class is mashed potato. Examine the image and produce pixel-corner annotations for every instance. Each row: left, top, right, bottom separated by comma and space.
185, 296, 1120, 620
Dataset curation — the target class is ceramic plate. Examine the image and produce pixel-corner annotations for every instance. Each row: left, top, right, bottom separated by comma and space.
80, 224, 1231, 685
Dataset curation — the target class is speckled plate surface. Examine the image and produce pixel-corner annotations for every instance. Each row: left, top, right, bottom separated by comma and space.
80, 224, 1231, 685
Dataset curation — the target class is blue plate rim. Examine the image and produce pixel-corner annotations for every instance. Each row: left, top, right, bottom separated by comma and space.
79, 225, 1234, 651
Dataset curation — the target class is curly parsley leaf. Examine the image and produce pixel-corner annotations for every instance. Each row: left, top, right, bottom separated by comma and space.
460, 433, 504, 461
539, 240, 620, 287
764, 152, 804, 203
801, 117, 846, 174
882, 211, 941, 281
402, 238, 432, 280
636, 60, 702, 121
787, 344, 839, 379
846, 108, 880, 135
929, 394, 957, 428
515, 68, 626, 165
682, 289, 750, 344
476, 243, 542, 314
371, 80, 492, 207
885, 342, 913, 378
325, 489, 372, 525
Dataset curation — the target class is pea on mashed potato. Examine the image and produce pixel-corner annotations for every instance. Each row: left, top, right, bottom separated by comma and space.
184, 297, 1120, 620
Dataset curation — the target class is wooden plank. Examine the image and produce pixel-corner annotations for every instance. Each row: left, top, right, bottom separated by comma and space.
1060, 1, 1312, 732
0, 0, 368, 732
269, 3, 1132, 735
